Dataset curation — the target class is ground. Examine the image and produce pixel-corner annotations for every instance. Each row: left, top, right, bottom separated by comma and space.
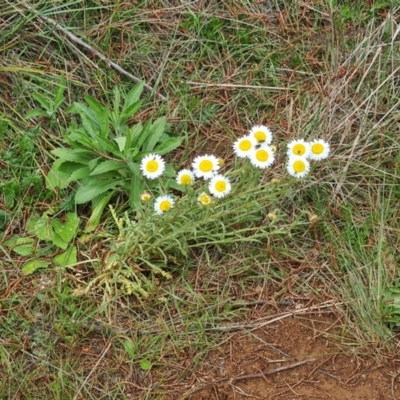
178, 312, 400, 400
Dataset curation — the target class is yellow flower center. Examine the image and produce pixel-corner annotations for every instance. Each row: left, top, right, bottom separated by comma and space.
256, 149, 269, 162
146, 160, 159, 172
218, 158, 225, 167
159, 200, 171, 212
293, 143, 306, 156
239, 139, 252, 151
199, 159, 213, 172
200, 194, 211, 205
215, 180, 227, 192
293, 160, 306, 173
180, 174, 192, 185
312, 143, 323, 154
254, 131, 266, 142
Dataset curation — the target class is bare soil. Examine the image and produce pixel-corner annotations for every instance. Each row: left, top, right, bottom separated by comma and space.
176, 313, 400, 400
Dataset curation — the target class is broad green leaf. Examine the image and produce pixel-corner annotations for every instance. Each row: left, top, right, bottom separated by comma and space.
4, 235, 35, 256
114, 137, 126, 152
51, 212, 80, 244
90, 160, 124, 176
51, 231, 69, 250
84, 191, 115, 233
75, 178, 122, 204
140, 359, 151, 371
66, 166, 91, 184
52, 148, 93, 164
31, 215, 53, 242
54, 245, 77, 267
26, 214, 42, 235
46, 160, 70, 190
26, 109, 49, 119
88, 157, 100, 171
154, 137, 183, 155
135, 119, 152, 150
21, 259, 50, 276
144, 117, 166, 151
68, 130, 94, 148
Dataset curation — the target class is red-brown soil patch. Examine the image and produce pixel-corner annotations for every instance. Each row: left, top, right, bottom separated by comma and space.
177, 313, 400, 400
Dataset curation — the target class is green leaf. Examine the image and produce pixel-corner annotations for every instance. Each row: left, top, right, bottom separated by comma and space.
26, 109, 49, 119
75, 178, 122, 204
122, 82, 144, 114
32, 92, 51, 111
46, 160, 71, 190
21, 259, 50, 276
30, 214, 53, 242
66, 166, 91, 184
4, 235, 35, 256
50, 212, 80, 244
139, 359, 151, 371
54, 245, 77, 267
90, 160, 124, 176
84, 95, 110, 137
154, 137, 183, 155
54, 74, 66, 110
51, 231, 69, 250
84, 191, 115, 233
129, 174, 143, 210
123, 340, 135, 358
144, 117, 166, 152
52, 148, 94, 164
114, 137, 126, 152
120, 101, 142, 125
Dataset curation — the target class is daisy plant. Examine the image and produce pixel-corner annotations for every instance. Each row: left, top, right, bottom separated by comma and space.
45, 82, 183, 231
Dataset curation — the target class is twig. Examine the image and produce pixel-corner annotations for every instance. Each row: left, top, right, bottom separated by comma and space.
187, 81, 294, 91
12, 1, 166, 100
73, 341, 112, 400
230, 360, 313, 382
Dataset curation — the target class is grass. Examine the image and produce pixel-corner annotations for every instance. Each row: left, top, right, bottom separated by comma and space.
1, 0, 400, 398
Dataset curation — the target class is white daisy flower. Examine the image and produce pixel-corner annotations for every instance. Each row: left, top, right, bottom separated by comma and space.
140, 192, 152, 202
287, 156, 310, 178
249, 125, 273, 144
176, 169, 195, 186
154, 195, 174, 215
249, 145, 275, 169
233, 135, 257, 158
309, 139, 330, 160
198, 192, 213, 205
208, 174, 232, 198
287, 139, 310, 158
192, 154, 220, 180
140, 154, 165, 179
